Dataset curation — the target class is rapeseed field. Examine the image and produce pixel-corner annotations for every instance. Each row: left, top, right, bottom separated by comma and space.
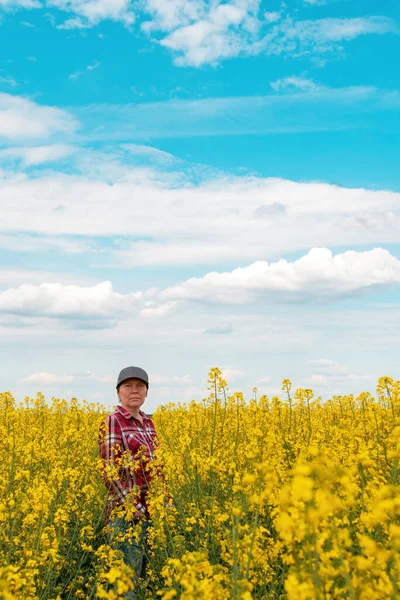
1, 368, 400, 599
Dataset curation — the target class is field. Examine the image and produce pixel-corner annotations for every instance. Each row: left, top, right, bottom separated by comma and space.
1, 368, 400, 599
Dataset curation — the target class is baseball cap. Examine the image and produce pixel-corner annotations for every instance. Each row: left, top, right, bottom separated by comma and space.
116, 366, 149, 389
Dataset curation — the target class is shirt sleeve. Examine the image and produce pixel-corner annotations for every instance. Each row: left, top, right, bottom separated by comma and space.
98, 414, 148, 515
99, 414, 130, 505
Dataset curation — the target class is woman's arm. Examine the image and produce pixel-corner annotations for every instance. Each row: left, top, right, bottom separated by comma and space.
99, 414, 148, 518
99, 414, 130, 503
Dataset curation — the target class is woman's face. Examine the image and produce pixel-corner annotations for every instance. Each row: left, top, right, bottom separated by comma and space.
117, 378, 147, 414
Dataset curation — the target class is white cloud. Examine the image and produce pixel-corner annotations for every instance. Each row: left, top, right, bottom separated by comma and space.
122, 143, 178, 164
259, 376, 272, 383
24, 369, 113, 384
0, 0, 41, 7
303, 356, 379, 392
159, 15, 260, 67
0, 93, 78, 140
75, 370, 114, 382
6, 247, 398, 326
149, 8, 397, 67
52, 0, 136, 28
303, 0, 335, 5
68, 61, 100, 79
151, 373, 192, 385
270, 75, 321, 93
1, 162, 400, 265
0, 278, 180, 328
0, 281, 143, 320
262, 16, 398, 59
221, 368, 244, 382
0, 267, 96, 288
0, 144, 76, 166
142, 0, 263, 67
141, 0, 206, 32
140, 301, 178, 318
310, 16, 397, 41
115, 241, 271, 267
264, 12, 281, 24
161, 248, 400, 304
343, 212, 395, 230
0, 234, 95, 255
304, 361, 377, 391
0, 1, 397, 67
1, 0, 136, 27
347, 374, 376, 382
24, 372, 74, 384
87, 60, 100, 70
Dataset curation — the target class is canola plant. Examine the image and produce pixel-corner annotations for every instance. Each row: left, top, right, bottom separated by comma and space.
1, 369, 400, 599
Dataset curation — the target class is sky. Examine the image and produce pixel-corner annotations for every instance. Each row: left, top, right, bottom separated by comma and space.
0, 0, 399, 412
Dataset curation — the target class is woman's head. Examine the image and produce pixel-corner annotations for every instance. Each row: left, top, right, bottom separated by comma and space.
116, 366, 149, 412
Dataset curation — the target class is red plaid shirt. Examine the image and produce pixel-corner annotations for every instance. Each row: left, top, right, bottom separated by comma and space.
99, 405, 158, 521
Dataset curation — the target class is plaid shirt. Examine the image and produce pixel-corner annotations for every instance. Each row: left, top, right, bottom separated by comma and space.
99, 405, 158, 521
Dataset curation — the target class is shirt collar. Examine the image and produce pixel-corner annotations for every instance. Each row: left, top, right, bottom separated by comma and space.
116, 405, 150, 421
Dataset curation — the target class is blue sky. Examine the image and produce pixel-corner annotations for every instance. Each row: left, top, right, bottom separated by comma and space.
0, 0, 399, 410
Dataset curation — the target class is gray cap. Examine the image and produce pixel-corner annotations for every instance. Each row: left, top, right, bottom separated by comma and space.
116, 366, 149, 389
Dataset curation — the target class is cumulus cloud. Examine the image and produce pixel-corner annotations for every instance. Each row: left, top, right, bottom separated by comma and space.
0, 279, 181, 327
161, 248, 400, 304
0, 93, 78, 140
157, 0, 262, 67
0, 281, 143, 320
5, 247, 398, 326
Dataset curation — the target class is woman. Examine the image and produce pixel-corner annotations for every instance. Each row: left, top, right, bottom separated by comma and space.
99, 366, 158, 589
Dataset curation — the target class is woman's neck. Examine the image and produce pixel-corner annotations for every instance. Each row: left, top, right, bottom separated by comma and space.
129, 408, 143, 423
